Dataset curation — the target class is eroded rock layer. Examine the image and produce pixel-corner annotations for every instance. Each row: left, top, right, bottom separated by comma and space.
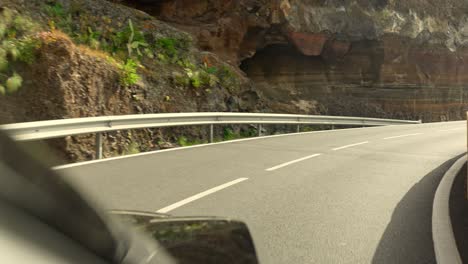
119, 0, 468, 121
241, 43, 468, 121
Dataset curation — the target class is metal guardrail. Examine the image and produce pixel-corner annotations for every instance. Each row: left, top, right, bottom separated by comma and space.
0, 112, 421, 159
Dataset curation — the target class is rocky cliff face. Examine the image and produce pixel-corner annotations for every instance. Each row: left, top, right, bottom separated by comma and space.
122, 0, 468, 121
2, 0, 468, 161
0, 0, 264, 161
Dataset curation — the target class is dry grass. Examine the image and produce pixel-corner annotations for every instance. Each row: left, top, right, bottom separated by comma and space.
77, 44, 119, 66
38, 29, 121, 68
37, 29, 73, 44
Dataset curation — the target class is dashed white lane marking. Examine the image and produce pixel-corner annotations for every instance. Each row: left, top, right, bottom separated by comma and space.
53, 126, 374, 170
156, 178, 248, 213
383, 133, 423, 140
265, 154, 322, 172
332, 141, 369, 151
439, 128, 465, 132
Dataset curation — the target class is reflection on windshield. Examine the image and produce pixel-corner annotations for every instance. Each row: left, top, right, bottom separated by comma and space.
114, 213, 258, 264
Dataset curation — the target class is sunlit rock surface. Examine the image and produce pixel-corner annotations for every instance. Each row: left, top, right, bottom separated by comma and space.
117, 0, 468, 120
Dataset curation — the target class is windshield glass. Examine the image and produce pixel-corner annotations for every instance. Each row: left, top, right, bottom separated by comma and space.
1, 1, 467, 263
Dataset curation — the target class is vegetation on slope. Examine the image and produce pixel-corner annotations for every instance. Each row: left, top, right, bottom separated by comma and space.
42, 1, 240, 89
0, 0, 253, 161
0, 8, 40, 95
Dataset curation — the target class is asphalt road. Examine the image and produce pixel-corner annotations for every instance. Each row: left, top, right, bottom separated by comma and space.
58, 121, 466, 263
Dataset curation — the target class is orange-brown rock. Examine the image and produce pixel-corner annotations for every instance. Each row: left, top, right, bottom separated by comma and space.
119, 0, 468, 121
288, 32, 329, 56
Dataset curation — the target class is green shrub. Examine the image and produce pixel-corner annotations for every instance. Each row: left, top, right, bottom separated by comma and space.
5, 73, 22, 94
16, 37, 40, 64
0, 10, 39, 95
156, 37, 178, 58
44, 2, 73, 33
218, 65, 238, 90
301, 126, 316, 132
155, 36, 192, 63
177, 136, 189, 147
205, 66, 218, 74
56, 14, 74, 34
173, 72, 190, 86
183, 68, 199, 88
219, 65, 236, 78
174, 67, 219, 89
78, 27, 101, 49
3, 38, 36, 63
0, 8, 14, 27
124, 141, 140, 155
199, 71, 219, 88
157, 53, 168, 63
223, 128, 237, 141
177, 58, 196, 69
114, 20, 140, 47
177, 136, 206, 147
0, 60, 7, 72
0, 24, 6, 39
126, 19, 149, 58
0, 48, 8, 71
112, 19, 150, 59
176, 35, 191, 51
2, 40, 19, 60
191, 74, 201, 88
13, 15, 35, 33
119, 59, 140, 86
240, 127, 257, 138
45, 2, 66, 18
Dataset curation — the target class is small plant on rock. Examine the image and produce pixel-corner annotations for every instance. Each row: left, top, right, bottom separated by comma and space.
44, 2, 66, 18
199, 71, 219, 88
217, 65, 239, 92
126, 19, 151, 58
0, 8, 38, 95
177, 136, 189, 147
113, 19, 151, 59
5, 73, 22, 94
16, 37, 41, 64
124, 141, 140, 155
0, 48, 8, 71
119, 59, 140, 86
78, 27, 101, 50
44, 2, 73, 34
223, 127, 237, 141
156, 38, 177, 56
173, 71, 190, 87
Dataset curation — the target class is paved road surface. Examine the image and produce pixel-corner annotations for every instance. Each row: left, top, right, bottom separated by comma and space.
59, 121, 466, 263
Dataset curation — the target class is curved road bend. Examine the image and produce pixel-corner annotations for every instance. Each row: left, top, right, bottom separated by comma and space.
59, 121, 466, 263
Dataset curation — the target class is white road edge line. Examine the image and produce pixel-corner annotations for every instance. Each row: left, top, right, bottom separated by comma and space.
156, 178, 249, 214
332, 141, 369, 151
432, 155, 466, 264
53, 125, 396, 170
383, 133, 423, 140
266, 154, 322, 172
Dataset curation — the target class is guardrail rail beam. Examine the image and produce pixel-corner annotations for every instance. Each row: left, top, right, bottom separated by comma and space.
0, 112, 421, 162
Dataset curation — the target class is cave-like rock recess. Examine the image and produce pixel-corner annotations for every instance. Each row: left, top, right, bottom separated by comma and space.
117, 0, 468, 121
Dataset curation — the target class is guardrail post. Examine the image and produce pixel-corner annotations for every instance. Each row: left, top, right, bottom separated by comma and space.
209, 124, 214, 143
95, 132, 103, 160
257, 124, 262, 137
331, 125, 335, 130
296, 125, 300, 133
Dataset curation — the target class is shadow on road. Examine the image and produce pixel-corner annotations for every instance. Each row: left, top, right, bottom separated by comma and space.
372, 155, 463, 264
450, 163, 468, 263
